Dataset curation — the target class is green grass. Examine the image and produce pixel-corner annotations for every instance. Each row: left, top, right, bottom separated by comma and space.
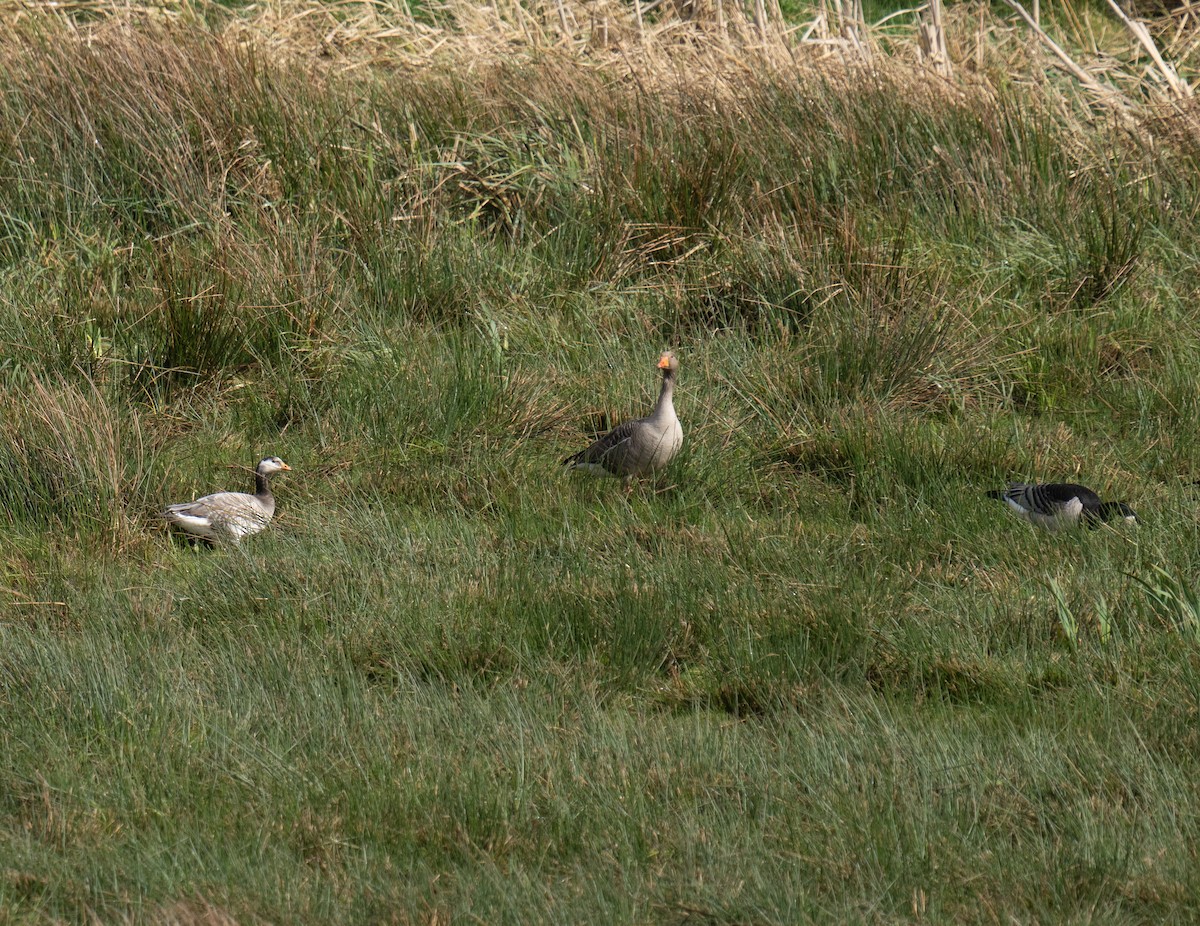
3, 11, 1200, 924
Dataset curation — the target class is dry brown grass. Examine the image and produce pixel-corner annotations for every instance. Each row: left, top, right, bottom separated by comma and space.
0, 374, 151, 547
140, 898, 245, 926
3, 0, 1192, 106
0, 0, 1197, 177
3, 0, 1198, 154
0, 22, 302, 225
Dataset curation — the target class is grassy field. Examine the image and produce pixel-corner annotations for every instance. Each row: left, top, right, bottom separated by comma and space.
2, 2, 1200, 922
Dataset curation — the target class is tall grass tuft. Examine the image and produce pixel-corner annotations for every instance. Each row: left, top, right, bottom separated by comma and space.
119, 233, 328, 396
1131, 564, 1200, 641
0, 375, 150, 545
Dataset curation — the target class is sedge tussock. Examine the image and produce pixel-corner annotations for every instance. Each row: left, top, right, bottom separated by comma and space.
0, 374, 150, 545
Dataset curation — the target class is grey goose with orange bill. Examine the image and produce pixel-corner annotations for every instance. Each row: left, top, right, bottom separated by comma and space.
563, 351, 683, 486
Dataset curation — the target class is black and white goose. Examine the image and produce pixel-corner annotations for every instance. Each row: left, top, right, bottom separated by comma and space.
562, 350, 684, 487
987, 482, 1138, 531
163, 456, 292, 543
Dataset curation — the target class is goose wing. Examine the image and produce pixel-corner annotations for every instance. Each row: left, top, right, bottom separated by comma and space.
563, 419, 642, 475
1001, 482, 1100, 516
164, 490, 273, 540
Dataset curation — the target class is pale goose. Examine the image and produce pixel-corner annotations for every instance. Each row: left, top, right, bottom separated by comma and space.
563, 350, 684, 487
987, 482, 1138, 531
163, 456, 291, 542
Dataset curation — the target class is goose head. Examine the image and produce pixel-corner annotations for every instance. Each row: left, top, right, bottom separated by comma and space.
256, 456, 292, 476
1092, 499, 1139, 526
1115, 502, 1139, 524
657, 350, 679, 375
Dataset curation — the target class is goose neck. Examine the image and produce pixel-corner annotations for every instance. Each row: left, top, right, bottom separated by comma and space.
1096, 500, 1133, 522
652, 369, 676, 417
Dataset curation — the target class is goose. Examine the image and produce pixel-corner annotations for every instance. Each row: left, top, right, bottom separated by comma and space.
163, 456, 291, 542
562, 350, 684, 487
987, 482, 1138, 531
